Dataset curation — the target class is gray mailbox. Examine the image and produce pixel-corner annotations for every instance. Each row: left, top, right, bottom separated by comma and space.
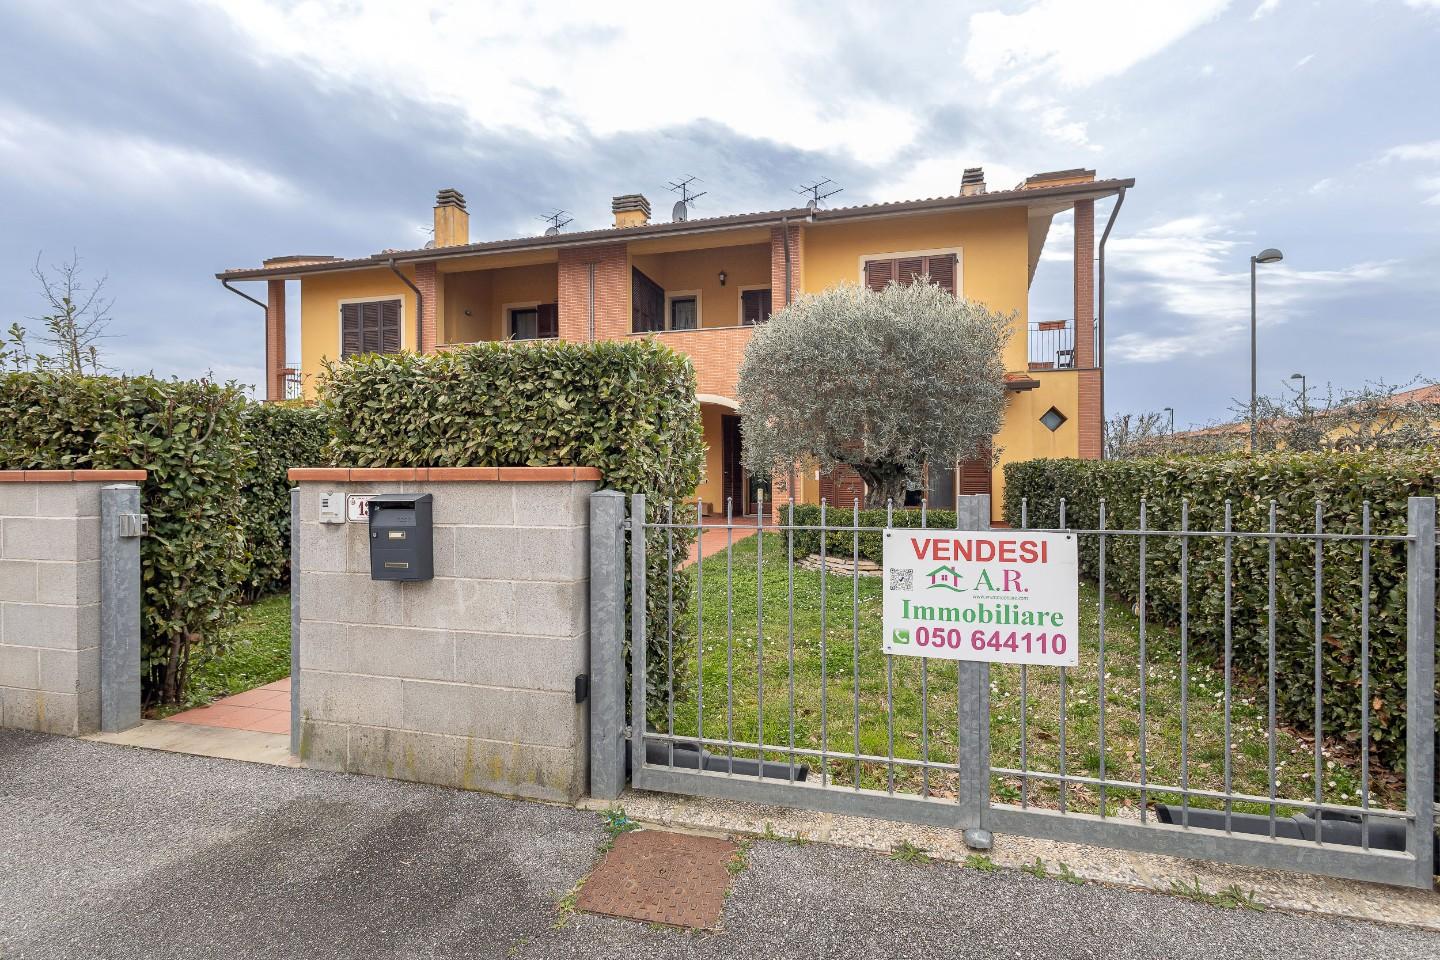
367, 493, 434, 581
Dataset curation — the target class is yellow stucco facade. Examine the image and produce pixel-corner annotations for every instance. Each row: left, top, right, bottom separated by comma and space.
242, 175, 1127, 521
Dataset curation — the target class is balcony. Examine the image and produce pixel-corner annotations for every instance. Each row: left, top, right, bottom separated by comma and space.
1028, 320, 1076, 371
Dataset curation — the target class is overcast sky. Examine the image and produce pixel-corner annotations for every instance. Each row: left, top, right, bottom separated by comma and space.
2, 0, 1437, 426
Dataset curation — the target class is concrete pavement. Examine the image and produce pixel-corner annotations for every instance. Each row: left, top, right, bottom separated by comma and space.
1, 729, 1435, 960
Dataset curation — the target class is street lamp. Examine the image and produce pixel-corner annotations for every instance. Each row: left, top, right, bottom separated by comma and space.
1250, 247, 1284, 452
1289, 372, 1307, 416
1163, 406, 1174, 435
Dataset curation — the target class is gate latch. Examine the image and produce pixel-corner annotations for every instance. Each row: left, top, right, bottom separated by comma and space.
574, 674, 590, 704
119, 513, 149, 538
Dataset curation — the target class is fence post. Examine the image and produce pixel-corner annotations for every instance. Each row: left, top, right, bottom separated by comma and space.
589, 490, 628, 800
956, 493, 993, 850
99, 484, 142, 733
629, 494, 648, 787
1405, 496, 1435, 887
290, 487, 301, 757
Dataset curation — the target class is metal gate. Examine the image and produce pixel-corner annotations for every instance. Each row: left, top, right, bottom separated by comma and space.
589, 491, 1436, 890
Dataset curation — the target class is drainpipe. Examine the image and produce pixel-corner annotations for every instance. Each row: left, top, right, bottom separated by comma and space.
222, 279, 273, 398
781, 216, 793, 305
588, 262, 596, 341
1096, 187, 1127, 458
388, 258, 424, 351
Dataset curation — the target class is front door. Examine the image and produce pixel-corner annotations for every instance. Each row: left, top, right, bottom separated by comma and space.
721, 415, 746, 515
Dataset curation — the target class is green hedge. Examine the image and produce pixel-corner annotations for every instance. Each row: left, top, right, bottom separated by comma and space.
791, 504, 956, 564
238, 403, 330, 600
319, 340, 705, 684
0, 372, 251, 705
1002, 454, 1440, 770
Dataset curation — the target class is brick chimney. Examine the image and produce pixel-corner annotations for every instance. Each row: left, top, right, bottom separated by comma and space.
961, 167, 986, 197
433, 188, 469, 246
612, 194, 651, 228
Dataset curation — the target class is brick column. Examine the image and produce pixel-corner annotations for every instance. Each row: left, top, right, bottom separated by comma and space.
414, 262, 438, 353
266, 279, 286, 402
1073, 199, 1095, 368
770, 224, 804, 306
1073, 199, 1101, 459
558, 243, 628, 341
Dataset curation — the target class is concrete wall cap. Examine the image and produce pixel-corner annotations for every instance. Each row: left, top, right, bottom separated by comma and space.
288, 466, 602, 482
0, 469, 147, 483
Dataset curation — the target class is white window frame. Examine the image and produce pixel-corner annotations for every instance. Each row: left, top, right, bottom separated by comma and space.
856, 246, 964, 297
736, 284, 773, 326
336, 295, 406, 357
664, 290, 702, 331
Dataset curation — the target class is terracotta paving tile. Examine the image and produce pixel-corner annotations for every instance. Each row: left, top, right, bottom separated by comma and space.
167, 704, 273, 730
247, 691, 292, 710
247, 711, 294, 735
214, 688, 280, 707
263, 679, 291, 692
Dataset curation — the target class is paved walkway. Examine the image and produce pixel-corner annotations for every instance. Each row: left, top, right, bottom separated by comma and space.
686, 517, 761, 565
165, 677, 291, 734
2, 730, 1435, 960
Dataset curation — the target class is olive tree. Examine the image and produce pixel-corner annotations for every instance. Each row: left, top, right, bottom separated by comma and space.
737, 280, 1010, 508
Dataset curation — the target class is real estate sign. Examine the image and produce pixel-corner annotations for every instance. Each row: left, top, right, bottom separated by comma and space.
881, 529, 1079, 667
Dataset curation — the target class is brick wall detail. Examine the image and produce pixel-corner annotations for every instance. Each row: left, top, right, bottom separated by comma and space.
266, 279, 286, 401
414, 261, 438, 353
558, 243, 628, 342
770, 224, 804, 306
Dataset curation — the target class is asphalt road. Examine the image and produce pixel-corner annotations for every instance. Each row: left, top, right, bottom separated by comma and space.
1, 729, 1435, 960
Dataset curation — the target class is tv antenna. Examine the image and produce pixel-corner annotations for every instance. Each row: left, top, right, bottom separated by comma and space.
667, 176, 707, 222
539, 209, 573, 236
796, 178, 843, 210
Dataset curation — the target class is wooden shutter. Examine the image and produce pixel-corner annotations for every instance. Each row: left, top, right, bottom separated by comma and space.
379, 300, 401, 353
864, 255, 957, 295
537, 303, 559, 338
864, 259, 895, 291
924, 253, 957, 294
957, 448, 992, 497
631, 268, 664, 332
341, 303, 362, 357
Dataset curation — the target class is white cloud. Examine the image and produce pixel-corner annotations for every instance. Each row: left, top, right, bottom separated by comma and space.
0, 105, 295, 203
1107, 215, 1394, 363
1379, 140, 1440, 203
199, 0, 923, 166
963, 0, 1231, 88
1294, 52, 1315, 68
1251, 0, 1282, 20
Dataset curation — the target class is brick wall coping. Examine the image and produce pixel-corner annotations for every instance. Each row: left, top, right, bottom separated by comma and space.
0, 469, 147, 483
289, 466, 602, 483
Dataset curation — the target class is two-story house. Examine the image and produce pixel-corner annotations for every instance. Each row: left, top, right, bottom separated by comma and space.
217, 167, 1132, 521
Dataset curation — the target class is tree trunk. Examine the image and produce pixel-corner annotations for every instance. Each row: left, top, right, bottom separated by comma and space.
851, 462, 908, 510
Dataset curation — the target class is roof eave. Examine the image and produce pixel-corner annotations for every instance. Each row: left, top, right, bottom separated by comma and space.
215, 177, 1135, 282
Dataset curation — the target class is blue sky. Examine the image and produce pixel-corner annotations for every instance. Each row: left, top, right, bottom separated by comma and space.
1, 0, 1437, 426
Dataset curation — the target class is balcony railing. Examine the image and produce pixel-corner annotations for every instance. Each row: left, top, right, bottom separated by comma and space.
282, 364, 303, 401
1027, 320, 1076, 370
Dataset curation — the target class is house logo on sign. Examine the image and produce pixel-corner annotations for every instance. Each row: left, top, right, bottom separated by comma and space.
925, 565, 966, 592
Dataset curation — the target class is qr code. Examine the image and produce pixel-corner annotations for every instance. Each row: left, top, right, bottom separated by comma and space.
888, 568, 913, 591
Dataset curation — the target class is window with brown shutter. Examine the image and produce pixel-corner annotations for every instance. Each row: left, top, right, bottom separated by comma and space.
862, 253, 958, 295
741, 288, 773, 325
340, 299, 403, 358
632, 268, 664, 333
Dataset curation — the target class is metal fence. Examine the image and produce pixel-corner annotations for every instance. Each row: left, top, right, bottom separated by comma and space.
591, 491, 1436, 889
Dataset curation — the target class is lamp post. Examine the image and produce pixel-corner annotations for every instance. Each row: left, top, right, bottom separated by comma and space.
1289, 372, 1307, 417
1250, 247, 1284, 452
1163, 406, 1174, 435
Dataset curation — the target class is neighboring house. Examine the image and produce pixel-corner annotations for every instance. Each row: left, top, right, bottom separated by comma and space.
217, 167, 1133, 520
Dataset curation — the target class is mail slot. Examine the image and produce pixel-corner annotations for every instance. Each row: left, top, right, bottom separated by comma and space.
367, 493, 434, 581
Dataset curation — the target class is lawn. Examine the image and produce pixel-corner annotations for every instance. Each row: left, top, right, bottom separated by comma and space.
152, 593, 291, 717
655, 533, 1398, 816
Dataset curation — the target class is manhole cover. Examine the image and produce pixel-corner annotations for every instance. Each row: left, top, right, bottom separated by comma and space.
576, 830, 737, 929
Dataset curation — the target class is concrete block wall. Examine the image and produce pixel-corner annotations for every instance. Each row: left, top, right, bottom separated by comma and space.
290, 466, 600, 803
0, 471, 143, 734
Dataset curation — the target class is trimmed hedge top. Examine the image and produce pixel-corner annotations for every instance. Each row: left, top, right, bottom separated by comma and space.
319, 339, 704, 499
1002, 453, 1440, 771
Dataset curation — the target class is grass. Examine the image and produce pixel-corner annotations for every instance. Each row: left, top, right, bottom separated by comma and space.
653, 534, 1398, 817
152, 593, 291, 718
